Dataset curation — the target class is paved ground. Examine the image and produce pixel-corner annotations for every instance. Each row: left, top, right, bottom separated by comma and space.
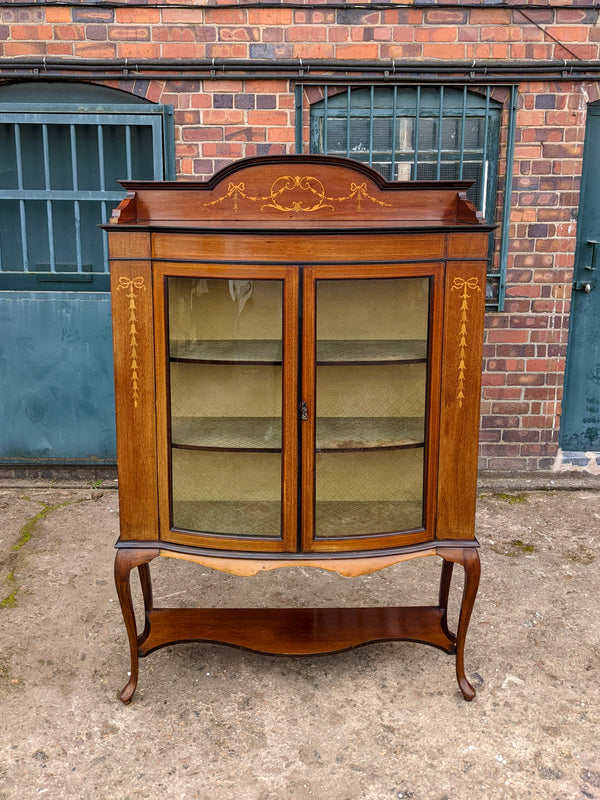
1, 480, 599, 800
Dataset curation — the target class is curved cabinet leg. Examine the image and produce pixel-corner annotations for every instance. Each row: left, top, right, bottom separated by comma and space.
440, 548, 481, 701
137, 561, 154, 645
114, 548, 159, 704
438, 559, 456, 644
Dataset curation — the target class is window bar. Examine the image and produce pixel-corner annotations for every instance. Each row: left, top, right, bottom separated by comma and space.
70, 125, 83, 273
125, 125, 133, 179
368, 85, 375, 167
413, 86, 421, 180
481, 87, 491, 219
459, 87, 467, 180
294, 84, 304, 154
42, 124, 56, 273
345, 85, 352, 158
14, 123, 29, 272
97, 125, 106, 192
497, 85, 518, 312
436, 86, 444, 180
323, 87, 328, 154
97, 125, 109, 270
390, 85, 398, 181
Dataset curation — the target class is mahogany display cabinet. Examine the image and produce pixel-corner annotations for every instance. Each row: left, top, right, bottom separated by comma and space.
105, 155, 491, 703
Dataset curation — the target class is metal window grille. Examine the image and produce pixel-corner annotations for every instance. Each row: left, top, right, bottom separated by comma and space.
0, 104, 174, 291
298, 84, 517, 310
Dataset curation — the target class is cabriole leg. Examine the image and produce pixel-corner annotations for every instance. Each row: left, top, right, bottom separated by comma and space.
456, 549, 481, 701
114, 548, 159, 704
440, 548, 481, 701
438, 558, 456, 644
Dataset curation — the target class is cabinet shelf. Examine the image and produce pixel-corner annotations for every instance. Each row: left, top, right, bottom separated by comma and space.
172, 500, 422, 538
170, 338, 427, 366
171, 416, 425, 452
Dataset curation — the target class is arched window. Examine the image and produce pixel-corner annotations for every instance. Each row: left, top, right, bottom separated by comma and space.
0, 82, 174, 290
310, 85, 501, 223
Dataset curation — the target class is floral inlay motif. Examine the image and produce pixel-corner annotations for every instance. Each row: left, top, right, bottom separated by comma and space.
204, 175, 391, 213
118, 276, 146, 408
451, 276, 481, 408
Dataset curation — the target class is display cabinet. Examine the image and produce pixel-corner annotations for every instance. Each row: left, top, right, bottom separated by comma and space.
106, 155, 491, 703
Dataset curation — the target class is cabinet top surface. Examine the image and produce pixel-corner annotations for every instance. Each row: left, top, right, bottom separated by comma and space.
105, 155, 493, 233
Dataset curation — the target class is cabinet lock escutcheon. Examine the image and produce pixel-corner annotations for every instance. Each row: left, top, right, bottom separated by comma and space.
300, 401, 309, 421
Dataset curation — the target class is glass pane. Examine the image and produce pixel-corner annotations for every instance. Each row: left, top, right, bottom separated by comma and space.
168, 276, 284, 538
0, 124, 18, 189
130, 126, 156, 180
75, 125, 100, 191
48, 125, 74, 190
0, 200, 23, 269
79, 201, 107, 273
20, 125, 45, 190
314, 277, 429, 538
24, 200, 49, 270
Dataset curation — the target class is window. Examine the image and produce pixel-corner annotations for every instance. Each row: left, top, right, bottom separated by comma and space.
302, 84, 517, 309
0, 82, 174, 290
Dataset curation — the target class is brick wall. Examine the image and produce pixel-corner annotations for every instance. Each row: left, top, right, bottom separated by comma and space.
2, 1, 600, 473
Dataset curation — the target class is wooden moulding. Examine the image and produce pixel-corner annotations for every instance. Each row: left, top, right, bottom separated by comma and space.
436, 260, 487, 540
109, 155, 489, 229
109, 242, 159, 542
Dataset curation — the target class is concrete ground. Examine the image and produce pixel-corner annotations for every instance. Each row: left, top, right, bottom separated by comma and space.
1, 479, 599, 800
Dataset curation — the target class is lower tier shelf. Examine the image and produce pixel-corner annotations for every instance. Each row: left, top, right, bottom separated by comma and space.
138, 606, 456, 657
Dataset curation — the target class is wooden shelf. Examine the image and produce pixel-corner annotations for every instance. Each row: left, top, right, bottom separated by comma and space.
171, 416, 424, 452
316, 417, 424, 451
317, 339, 427, 365
172, 500, 281, 538
172, 499, 423, 538
138, 606, 456, 658
170, 338, 281, 365
171, 417, 282, 452
170, 338, 427, 365
315, 500, 423, 537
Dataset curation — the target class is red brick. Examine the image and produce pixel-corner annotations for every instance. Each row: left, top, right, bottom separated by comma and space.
118, 43, 161, 58
335, 43, 379, 59
116, 8, 160, 24
109, 27, 151, 42
205, 8, 247, 24
72, 8, 113, 22
54, 24, 86, 41
492, 402, 530, 415
502, 429, 540, 442
482, 416, 520, 429
507, 374, 546, 386
248, 8, 293, 25
293, 43, 335, 59
483, 388, 523, 400
486, 329, 531, 344
72, 41, 117, 58
244, 109, 288, 127
45, 7, 71, 23
12, 24, 54, 39
153, 27, 196, 43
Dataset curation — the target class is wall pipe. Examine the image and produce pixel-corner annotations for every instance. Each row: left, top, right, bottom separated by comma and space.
1, 59, 600, 83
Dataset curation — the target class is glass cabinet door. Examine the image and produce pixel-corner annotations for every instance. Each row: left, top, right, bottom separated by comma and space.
301, 267, 440, 551
157, 268, 298, 552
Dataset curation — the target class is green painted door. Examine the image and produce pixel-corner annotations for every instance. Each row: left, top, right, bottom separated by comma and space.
0, 82, 173, 464
561, 102, 600, 451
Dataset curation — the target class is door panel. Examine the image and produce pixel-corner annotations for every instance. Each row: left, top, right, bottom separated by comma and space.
154, 265, 299, 552
301, 265, 442, 552
561, 103, 600, 450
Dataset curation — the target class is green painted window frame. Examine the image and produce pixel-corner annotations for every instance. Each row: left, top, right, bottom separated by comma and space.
297, 83, 517, 310
0, 102, 174, 291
